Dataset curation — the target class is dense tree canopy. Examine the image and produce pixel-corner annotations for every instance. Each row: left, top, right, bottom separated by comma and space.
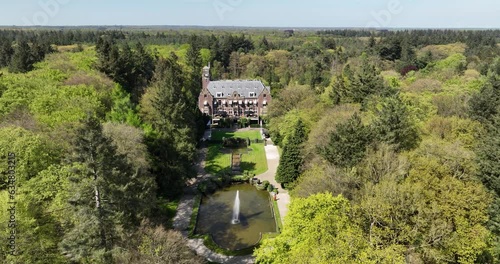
0, 27, 499, 263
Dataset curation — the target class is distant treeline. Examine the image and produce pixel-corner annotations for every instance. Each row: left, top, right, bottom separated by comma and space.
0, 28, 498, 84
318, 29, 499, 45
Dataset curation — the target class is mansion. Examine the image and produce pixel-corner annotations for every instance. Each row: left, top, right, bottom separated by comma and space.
198, 65, 272, 121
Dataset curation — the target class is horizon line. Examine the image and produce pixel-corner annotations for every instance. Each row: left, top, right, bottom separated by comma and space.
0, 25, 499, 31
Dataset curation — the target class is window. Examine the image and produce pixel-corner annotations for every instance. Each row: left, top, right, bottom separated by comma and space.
204, 94, 207, 98
249, 92, 256, 97
216, 92, 223, 97
263, 94, 267, 98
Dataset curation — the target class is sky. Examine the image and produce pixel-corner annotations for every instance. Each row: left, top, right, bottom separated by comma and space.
1, 0, 499, 28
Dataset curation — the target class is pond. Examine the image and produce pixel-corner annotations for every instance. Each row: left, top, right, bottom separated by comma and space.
195, 184, 276, 250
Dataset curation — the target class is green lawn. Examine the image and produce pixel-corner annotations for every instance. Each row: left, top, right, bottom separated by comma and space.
205, 130, 268, 175
205, 144, 231, 173
241, 143, 268, 175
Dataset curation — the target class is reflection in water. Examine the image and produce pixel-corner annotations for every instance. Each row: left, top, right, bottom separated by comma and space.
196, 184, 276, 250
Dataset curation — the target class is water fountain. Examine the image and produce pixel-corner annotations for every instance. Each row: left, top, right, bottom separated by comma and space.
231, 191, 240, 224
196, 184, 276, 250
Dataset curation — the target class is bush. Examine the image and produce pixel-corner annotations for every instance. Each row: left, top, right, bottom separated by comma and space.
239, 118, 249, 128
267, 184, 275, 192
222, 137, 248, 148
197, 181, 217, 195
256, 184, 267, 191
262, 180, 270, 189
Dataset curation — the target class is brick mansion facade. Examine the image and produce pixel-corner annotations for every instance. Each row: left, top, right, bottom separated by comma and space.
198, 66, 271, 121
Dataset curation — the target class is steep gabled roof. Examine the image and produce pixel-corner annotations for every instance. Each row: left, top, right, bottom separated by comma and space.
207, 80, 270, 98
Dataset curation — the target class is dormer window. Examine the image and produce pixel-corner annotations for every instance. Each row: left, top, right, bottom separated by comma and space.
216, 92, 223, 97
249, 92, 256, 97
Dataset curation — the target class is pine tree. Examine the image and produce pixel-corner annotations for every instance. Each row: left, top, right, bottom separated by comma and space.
368, 35, 376, 49
276, 119, 306, 185
476, 114, 500, 254
349, 58, 386, 104
469, 62, 500, 123
320, 113, 371, 168
144, 54, 198, 195
61, 115, 155, 262
186, 36, 203, 109
477, 115, 500, 196
373, 96, 420, 151
0, 40, 13, 67
132, 41, 155, 101
96, 37, 155, 105
9, 40, 34, 73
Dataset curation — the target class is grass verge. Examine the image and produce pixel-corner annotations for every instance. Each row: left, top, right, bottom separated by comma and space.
162, 198, 180, 229
201, 234, 256, 256
188, 194, 202, 237
272, 199, 283, 233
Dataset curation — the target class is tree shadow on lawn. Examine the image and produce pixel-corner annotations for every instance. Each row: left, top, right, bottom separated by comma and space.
240, 162, 256, 173
205, 144, 230, 174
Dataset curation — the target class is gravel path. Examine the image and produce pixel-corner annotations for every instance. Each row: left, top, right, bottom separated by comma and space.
255, 142, 290, 221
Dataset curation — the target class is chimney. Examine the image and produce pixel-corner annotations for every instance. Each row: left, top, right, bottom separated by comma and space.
202, 64, 210, 90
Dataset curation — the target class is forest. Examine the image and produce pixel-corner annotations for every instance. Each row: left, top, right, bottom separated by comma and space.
0, 27, 499, 263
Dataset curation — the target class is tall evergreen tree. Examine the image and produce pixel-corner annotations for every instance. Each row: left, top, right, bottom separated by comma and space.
142, 54, 198, 195
373, 96, 420, 152
0, 40, 13, 67
186, 35, 203, 109
132, 42, 155, 101
320, 113, 371, 168
348, 58, 387, 104
477, 115, 500, 197
61, 115, 155, 263
9, 40, 34, 73
475, 114, 500, 260
469, 62, 500, 123
276, 119, 306, 185
96, 37, 155, 104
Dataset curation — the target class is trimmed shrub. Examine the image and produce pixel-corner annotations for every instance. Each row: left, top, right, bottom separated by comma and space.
222, 137, 248, 148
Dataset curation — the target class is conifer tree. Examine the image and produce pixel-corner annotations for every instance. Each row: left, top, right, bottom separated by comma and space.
142, 54, 198, 195
61, 115, 155, 262
373, 96, 420, 152
0, 40, 13, 67
349, 58, 386, 104
186, 35, 203, 109
320, 113, 371, 168
9, 40, 34, 73
276, 119, 306, 185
